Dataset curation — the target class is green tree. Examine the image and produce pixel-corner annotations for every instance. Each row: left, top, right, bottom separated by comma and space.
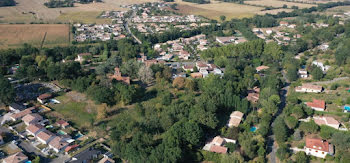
0, 75, 14, 104
220, 15, 226, 22
295, 152, 309, 163
311, 66, 323, 80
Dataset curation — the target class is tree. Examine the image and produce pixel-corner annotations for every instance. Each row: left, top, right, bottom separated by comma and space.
32, 156, 41, 163
220, 15, 226, 22
273, 117, 287, 144
285, 116, 298, 129
299, 120, 319, 134
311, 66, 323, 80
282, 4, 288, 8
138, 65, 154, 84
0, 75, 14, 104
276, 144, 290, 161
295, 152, 309, 163
173, 77, 186, 89
220, 152, 244, 163
287, 65, 298, 81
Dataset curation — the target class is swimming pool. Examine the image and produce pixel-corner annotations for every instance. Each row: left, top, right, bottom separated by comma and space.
344, 106, 350, 111
73, 133, 83, 139
58, 130, 67, 135
250, 126, 257, 132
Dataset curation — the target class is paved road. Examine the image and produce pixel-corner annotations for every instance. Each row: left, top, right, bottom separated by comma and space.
18, 139, 51, 162
124, 11, 142, 44
267, 70, 290, 163
308, 77, 349, 85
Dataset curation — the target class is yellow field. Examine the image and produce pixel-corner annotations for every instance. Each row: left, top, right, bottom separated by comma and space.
257, 8, 293, 15
0, 0, 157, 23
0, 24, 70, 49
172, 0, 263, 20
245, 0, 316, 8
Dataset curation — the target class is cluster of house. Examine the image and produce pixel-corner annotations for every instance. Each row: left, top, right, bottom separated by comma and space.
74, 24, 126, 42
132, 14, 201, 23
121, 2, 168, 10
133, 22, 210, 35
100, 11, 127, 24
216, 36, 247, 45
154, 34, 209, 61
188, 61, 223, 78
297, 60, 331, 79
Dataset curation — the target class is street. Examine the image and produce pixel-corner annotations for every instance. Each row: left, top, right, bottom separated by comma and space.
124, 10, 142, 44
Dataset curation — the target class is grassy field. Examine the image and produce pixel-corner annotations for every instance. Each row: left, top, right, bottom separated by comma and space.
56, 11, 111, 24
244, 0, 316, 8
49, 91, 97, 129
0, 24, 70, 49
171, 0, 263, 20
0, 0, 157, 24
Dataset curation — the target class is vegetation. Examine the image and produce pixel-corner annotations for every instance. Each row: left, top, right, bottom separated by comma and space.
183, 0, 210, 4
0, 0, 15, 7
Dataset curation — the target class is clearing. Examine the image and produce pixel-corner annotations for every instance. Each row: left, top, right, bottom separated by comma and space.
171, 0, 263, 20
0, 24, 70, 49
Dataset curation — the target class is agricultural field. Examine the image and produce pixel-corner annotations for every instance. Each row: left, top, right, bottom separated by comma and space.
0, 0, 157, 24
0, 24, 70, 49
171, 0, 263, 20
244, 0, 316, 8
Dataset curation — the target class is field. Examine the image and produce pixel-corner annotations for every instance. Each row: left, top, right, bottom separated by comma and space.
171, 0, 263, 20
0, 24, 70, 49
0, 0, 157, 24
244, 0, 316, 8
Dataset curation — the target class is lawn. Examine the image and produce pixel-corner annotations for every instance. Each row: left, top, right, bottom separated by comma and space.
49, 92, 97, 129
0, 24, 70, 49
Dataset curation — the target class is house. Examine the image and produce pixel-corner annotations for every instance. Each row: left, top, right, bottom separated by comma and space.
227, 111, 244, 127
306, 99, 326, 111
182, 65, 194, 72
37, 93, 52, 104
65, 144, 79, 153
312, 61, 330, 73
313, 116, 340, 129
247, 92, 259, 103
209, 145, 227, 154
22, 113, 43, 126
179, 50, 190, 60
75, 53, 92, 62
216, 36, 236, 44
298, 69, 308, 78
304, 138, 334, 158
190, 73, 202, 79
8, 103, 26, 112
26, 124, 45, 136
98, 157, 115, 163
56, 120, 70, 129
203, 136, 236, 154
199, 69, 209, 78
279, 21, 289, 26
110, 67, 130, 85
49, 136, 69, 153
256, 65, 269, 72
10, 107, 35, 121
2, 152, 28, 163
295, 84, 322, 93
36, 130, 56, 144
195, 62, 209, 70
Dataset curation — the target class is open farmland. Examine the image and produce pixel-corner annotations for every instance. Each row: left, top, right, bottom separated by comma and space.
0, 24, 70, 49
0, 0, 157, 24
171, 0, 263, 20
245, 0, 316, 8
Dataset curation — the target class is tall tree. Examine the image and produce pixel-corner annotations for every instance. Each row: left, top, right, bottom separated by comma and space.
0, 75, 15, 104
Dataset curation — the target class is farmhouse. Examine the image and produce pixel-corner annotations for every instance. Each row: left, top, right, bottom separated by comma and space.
305, 138, 334, 158
227, 111, 244, 127
313, 116, 340, 129
306, 99, 326, 111
295, 84, 322, 93
2, 152, 28, 163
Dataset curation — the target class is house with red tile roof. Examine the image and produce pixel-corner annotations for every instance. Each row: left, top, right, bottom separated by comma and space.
26, 124, 45, 136
190, 73, 202, 79
2, 152, 28, 163
209, 145, 227, 154
37, 93, 52, 104
227, 111, 244, 127
22, 113, 43, 126
10, 107, 35, 121
295, 84, 323, 93
203, 136, 236, 154
109, 67, 130, 85
306, 99, 326, 111
256, 65, 269, 72
313, 116, 340, 129
56, 120, 70, 129
304, 137, 334, 158
49, 136, 69, 153
182, 65, 194, 72
36, 130, 56, 144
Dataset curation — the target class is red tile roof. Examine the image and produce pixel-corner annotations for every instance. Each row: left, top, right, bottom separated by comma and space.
209, 145, 227, 154
306, 99, 325, 109
38, 93, 52, 100
305, 138, 329, 152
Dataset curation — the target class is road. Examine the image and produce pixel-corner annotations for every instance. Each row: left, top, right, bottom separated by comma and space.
267, 70, 290, 163
124, 10, 142, 44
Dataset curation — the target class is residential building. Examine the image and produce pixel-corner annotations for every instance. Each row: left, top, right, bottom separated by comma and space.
295, 84, 322, 93
256, 65, 269, 72
306, 99, 326, 111
8, 103, 26, 113
26, 124, 45, 136
98, 157, 115, 163
312, 61, 330, 73
36, 130, 56, 144
203, 136, 236, 154
298, 69, 308, 78
22, 113, 43, 126
37, 93, 52, 104
2, 152, 28, 163
279, 21, 289, 26
56, 120, 70, 129
305, 138, 334, 158
75, 53, 92, 62
313, 116, 340, 129
182, 65, 194, 72
10, 107, 35, 121
227, 111, 244, 127
216, 36, 235, 44
109, 67, 130, 85
209, 145, 227, 154
49, 136, 69, 153
190, 73, 202, 79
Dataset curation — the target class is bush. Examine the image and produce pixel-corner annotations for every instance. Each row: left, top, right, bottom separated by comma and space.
330, 83, 339, 90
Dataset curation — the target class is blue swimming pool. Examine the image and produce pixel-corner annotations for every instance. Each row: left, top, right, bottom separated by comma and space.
344, 106, 350, 111
250, 126, 257, 132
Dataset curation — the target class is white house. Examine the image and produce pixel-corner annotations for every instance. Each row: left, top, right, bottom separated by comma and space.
298, 69, 308, 78
312, 61, 330, 73
305, 138, 334, 158
227, 111, 244, 127
295, 84, 322, 93
36, 130, 56, 144
48, 136, 69, 153
313, 116, 340, 129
